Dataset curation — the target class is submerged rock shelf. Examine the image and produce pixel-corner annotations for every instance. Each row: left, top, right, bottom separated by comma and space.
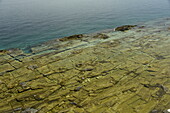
0, 18, 170, 113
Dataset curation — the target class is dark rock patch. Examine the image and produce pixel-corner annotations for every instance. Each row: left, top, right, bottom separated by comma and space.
80, 68, 94, 71
138, 26, 145, 29
27, 65, 38, 70
74, 86, 83, 91
0, 50, 7, 53
59, 34, 84, 41
115, 25, 137, 31
155, 55, 166, 60
93, 33, 109, 39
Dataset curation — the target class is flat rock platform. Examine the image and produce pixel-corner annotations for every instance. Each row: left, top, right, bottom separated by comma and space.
0, 18, 170, 113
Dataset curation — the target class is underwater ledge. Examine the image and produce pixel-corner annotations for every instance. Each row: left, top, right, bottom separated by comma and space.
0, 18, 170, 113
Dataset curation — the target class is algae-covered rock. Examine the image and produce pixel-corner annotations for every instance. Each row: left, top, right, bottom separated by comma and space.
115, 25, 137, 31
0, 50, 8, 54
59, 34, 84, 41
93, 33, 109, 39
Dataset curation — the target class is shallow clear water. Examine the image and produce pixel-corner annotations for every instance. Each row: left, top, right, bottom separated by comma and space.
0, 0, 170, 50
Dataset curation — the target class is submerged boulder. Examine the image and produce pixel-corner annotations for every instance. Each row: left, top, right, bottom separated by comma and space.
59, 34, 84, 41
115, 25, 137, 31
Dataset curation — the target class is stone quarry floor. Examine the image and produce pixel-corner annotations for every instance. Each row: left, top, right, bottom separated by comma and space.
0, 18, 170, 113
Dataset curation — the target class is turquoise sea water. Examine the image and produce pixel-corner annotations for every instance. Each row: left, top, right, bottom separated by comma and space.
0, 0, 170, 50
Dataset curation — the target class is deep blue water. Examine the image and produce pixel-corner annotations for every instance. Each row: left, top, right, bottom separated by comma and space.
0, 0, 170, 50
